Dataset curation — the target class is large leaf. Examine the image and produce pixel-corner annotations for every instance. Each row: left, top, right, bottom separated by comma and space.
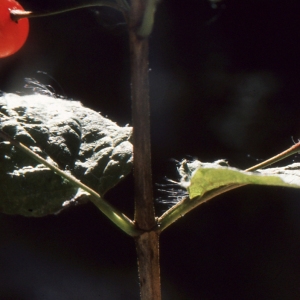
179, 160, 300, 199
0, 93, 133, 217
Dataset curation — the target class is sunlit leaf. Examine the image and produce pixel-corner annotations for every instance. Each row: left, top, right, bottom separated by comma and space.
180, 160, 300, 199
0, 93, 133, 216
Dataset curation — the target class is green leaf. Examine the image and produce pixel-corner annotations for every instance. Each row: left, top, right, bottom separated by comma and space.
0, 93, 133, 217
184, 160, 300, 199
158, 159, 300, 232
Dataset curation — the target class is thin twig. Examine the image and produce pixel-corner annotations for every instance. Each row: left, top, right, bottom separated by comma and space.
245, 141, 300, 172
10, 0, 127, 22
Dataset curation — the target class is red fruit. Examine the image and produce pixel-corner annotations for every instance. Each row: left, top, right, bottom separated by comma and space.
0, 0, 29, 58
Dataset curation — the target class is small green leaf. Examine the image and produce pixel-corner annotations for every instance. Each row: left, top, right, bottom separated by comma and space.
158, 159, 300, 232
186, 160, 300, 199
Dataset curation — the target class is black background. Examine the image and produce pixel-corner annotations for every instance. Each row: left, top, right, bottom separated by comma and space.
1, 0, 300, 299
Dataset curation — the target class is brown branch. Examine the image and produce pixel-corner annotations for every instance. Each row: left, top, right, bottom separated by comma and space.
128, 0, 161, 299
129, 0, 155, 232
135, 231, 161, 299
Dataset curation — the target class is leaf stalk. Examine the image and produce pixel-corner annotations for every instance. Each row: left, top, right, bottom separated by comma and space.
10, 0, 128, 22
0, 129, 141, 237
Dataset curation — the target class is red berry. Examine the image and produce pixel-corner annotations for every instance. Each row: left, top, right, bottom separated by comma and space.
0, 0, 29, 58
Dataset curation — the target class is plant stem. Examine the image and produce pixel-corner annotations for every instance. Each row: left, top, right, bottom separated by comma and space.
135, 231, 161, 299
129, 4, 155, 231
245, 141, 300, 172
137, 0, 158, 38
0, 129, 141, 237
10, 0, 127, 22
129, 0, 161, 299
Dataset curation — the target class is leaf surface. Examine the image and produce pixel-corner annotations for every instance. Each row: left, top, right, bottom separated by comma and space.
183, 160, 300, 199
0, 93, 133, 216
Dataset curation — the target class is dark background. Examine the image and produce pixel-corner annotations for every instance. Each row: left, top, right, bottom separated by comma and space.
1, 0, 300, 299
